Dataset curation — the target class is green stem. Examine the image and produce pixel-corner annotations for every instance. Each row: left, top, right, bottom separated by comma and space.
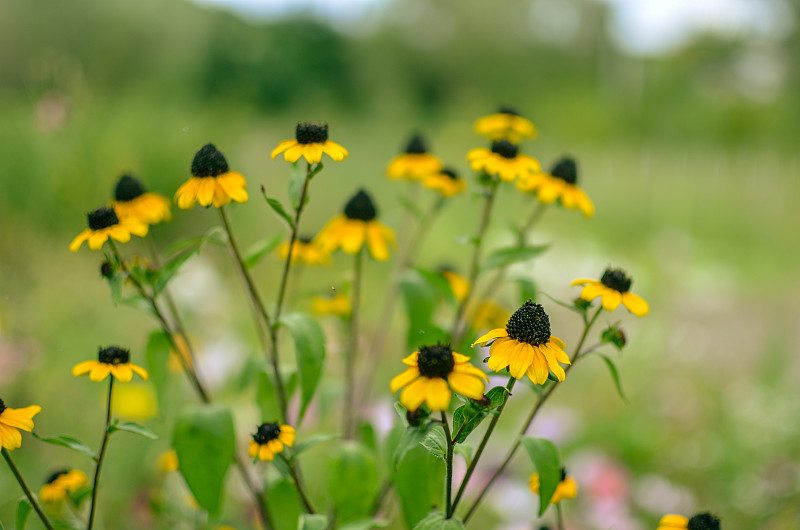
233, 456, 274, 529
87, 377, 114, 530
279, 454, 316, 513
461, 306, 604, 522
450, 376, 515, 513
556, 503, 565, 530
441, 412, 454, 518
2, 448, 55, 530
344, 248, 364, 439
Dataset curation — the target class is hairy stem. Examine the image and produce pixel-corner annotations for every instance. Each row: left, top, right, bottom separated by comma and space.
2, 448, 54, 530
87, 377, 114, 530
442, 412, 454, 518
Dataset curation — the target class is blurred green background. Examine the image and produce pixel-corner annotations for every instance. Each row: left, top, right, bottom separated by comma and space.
1, 0, 798, 529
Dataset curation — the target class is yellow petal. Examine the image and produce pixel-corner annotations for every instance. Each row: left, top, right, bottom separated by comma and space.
197, 178, 216, 206
283, 145, 305, 163
302, 144, 323, 164
390, 367, 420, 393
366, 222, 390, 261
508, 342, 533, 379
622, 292, 649, 317
487, 338, 513, 371
323, 141, 348, 161
69, 229, 91, 252
472, 328, 508, 347
89, 364, 112, 382
399, 376, 428, 411
0, 423, 23, 450
111, 364, 133, 383
424, 378, 452, 411
268, 439, 284, 454
87, 231, 109, 250
525, 349, 549, 385
451, 352, 471, 364
601, 290, 622, 311
130, 364, 150, 381
0, 406, 41, 431
570, 278, 598, 287
271, 140, 297, 159
73, 360, 99, 377
258, 444, 274, 461
249, 440, 259, 458
401, 352, 420, 366
340, 221, 366, 254
447, 372, 485, 400
580, 283, 607, 301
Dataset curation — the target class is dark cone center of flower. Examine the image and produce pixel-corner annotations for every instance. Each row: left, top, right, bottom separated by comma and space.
0, 398, 6, 414
296, 122, 328, 144
344, 189, 377, 221
191, 144, 229, 177
253, 422, 281, 444
98, 345, 130, 365
441, 168, 459, 180
550, 157, 578, 184
491, 140, 518, 159
404, 134, 427, 154
45, 470, 69, 484
688, 513, 721, 530
600, 268, 632, 293
497, 105, 520, 116
417, 344, 455, 379
88, 207, 120, 230
506, 300, 551, 346
114, 174, 145, 202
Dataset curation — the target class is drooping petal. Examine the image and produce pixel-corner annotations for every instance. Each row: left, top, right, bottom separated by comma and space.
487, 338, 513, 371
271, 140, 297, 159
107, 226, 132, 244
601, 290, 622, 311
73, 360, 99, 377
69, 229, 92, 252
278, 426, 295, 446
87, 230, 110, 250
452, 363, 489, 381
580, 283, 607, 301
508, 342, 534, 379
258, 444, 274, 461
570, 278, 598, 287
0, 423, 23, 450
390, 367, 420, 393
541, 344, 566, 382
248, 440, 259, 458
447, 372, 485, 400
268, 439, 284, 455
399, 376, 428, 411
366, 222, 390, 261
110, 364, 133, 383
472, 328, 508, 347
0, 406, 41, 431
526, 348, 549, 385
339, 221, 366, 254
622, 292, 650, 317
197, 178, 216, 206
89, 364, 112, 382
130, 364, 150, 381
302, 144, 324, 164
323, 141, 348, 161
283, 145, 306, 163
424, 378, 452, 411
401, 352, 420, 366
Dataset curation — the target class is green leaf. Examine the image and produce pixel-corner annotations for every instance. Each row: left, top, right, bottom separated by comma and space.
394, 447, 445, 528
297, 514, 329, 530
280, 313, 326, 422
451, 386, 506, 443
108, 420, 158, 439
244, 234, 283, 269
392, 423, 433, 468
292, 434, 339, 457
256, 369, 279, 422
398, 270, 448, 348
173, 405, 236, 515
520, 437, 561, 516
483, 245, 549, 271
339, 519, 388, 530
358, 421, 378, 453
288, 162, 309, 210
16, 499, 31, 530
397, 195, 423, 219
453, 443, 474, 466
412, 511, 465, 530
594, 353, 628, 402
262, 194, 295, 230
329, 442, 379, 523
266, 479, 302, 530
33, 434, 96, 460
145, 330, 172, 408
420, 428, 447, 461
415, 267, 456, 306
167, 228, 225, 255
153, 245, 203, 295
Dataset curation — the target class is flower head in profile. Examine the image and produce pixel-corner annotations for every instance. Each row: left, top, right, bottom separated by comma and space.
658, 513, 722, 530
390, 344, 488, 412
271, 122, 348, 164
519, 157, 594, 218
39, 469, 88, 504
0, 398, 41, 451
277, 236, 330, 266
424, 168, 467, 197
315, 189, 395, 261
387, 133, 443, 181
438, 266, 470, 303
174, 144, 248, 209
467, 140, 541, 183
111, 174, 172, 226
72, 345, 149, 383
472, 301, 569, 384
70, 206, 149, 252
530, 468, 577, 504
571, 268, 649, 317
249, 423, 295, 461
474, 106, 537, 143
312, 291, 351, 317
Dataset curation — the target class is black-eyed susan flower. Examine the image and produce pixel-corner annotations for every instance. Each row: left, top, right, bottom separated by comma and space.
571, 268, 649, 317
111, 174, 172, 226
72, 345, 149, 383
657, 513, 722, 530
530, 468, 577, 504
474, 106, 537, 143
467, 140, 540, 183
0, 398, 41, 451
174, 144, 248, 209
271, 122, 348, 164
39, 469, 87, 504
277, 236, 330, 266
311, 292, 351, 317
424, 168, 467, 197
315, 189, 395, 261
387, 134, 442, 181
248, 423, 296, 462
438, 266, 470, 303
390, 344, 488, 412
519, 157, 594, 218
472, 301, 569, 384
70, 207, 149, 252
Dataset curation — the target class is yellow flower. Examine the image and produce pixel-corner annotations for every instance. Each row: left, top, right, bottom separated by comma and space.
0, 399, 41, 451
474, 107, 537, 143
519, 157, 594, 218
467, 141, 540, 183
387, 134, 443, 181
315, 189, 395, 261
72, 345, 149, 383
439, 267, 470, 303
277, 237, 330, 266
424, 168, 467, 197
248, 423, 295, 462
471, 299, 509, 331
70, 206, 149, 252
157, 450, 179, 472
271, 122, 348, 164
174, 144, 248, 209
529, 468, 577, 504
657, 513, 721, 530
39, 469, 88, 504
111, 174, 172, 226
312, 292, 351, 317
571, 268, 649, 317
390, 344, 488, 412
472, 301, 569, 384
113, 384, 157, 419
